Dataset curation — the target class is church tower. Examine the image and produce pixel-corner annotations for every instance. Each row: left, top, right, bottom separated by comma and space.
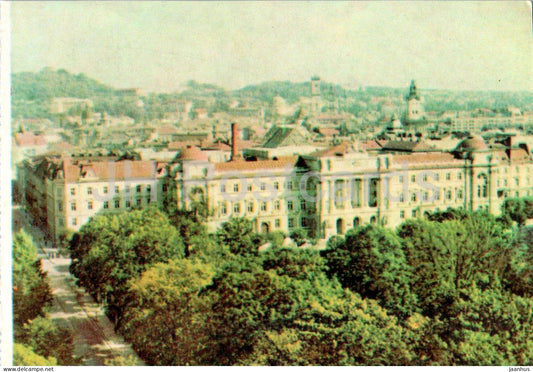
311, 76, 321, 115
405, 79, 424, 122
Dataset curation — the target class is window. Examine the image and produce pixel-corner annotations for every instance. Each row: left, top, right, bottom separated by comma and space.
233, 184, 239, 192
274, 181, 279, 190
87, 201, 93, 210
147, 197, 151, 204
70, 202, 77, 211
71, 217, 77, 226
260, 182, 266, 191
458, 189, 463, 199
399, 193, 405, 202
136, 198, 141, 206
136, 185, 142, 193
274, 200, 280, 210
260, 202, 267, 212
247, 184, 252, 192
446, 173, 451, 181
412, 210, 417, 218
146, 185, 151, 193
435, 173, 440, 181
301, 217, 308, 227
126, 200, 131, 208
458, 172, 462, 180
411, 193, 417, 202
221, 203, 227, 215
422, 175, 428, 182
446, 190, 452, 200
87, 187, 93, 195
59, 218, 64, 227
57, 202, 62, 212
301, 200, 306, 211
220, 184, 226, 193
70, 188, 76, 196
275, 219, 280, 228
422, 191, 428, 201
287, 181, 293, 191
104, 201, 109, 209
287, 201, 294, 211
125, 185, 131, 193
288, 218, 295, 228
233, 203, 241, 214
400, 210, 405, 219
162, 184, 168, 192
399, 176, 404, 183
115, 185, 120, 194
247, 202, 254, 213
411, 175, 416, 183
103, 186, 108, 194
115, 199, 120, 208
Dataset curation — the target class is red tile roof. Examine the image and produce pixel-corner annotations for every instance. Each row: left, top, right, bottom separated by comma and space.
391, 152, 462, 166
214, 156, 297, 172
63, 159, 156, 182
13, 132, 47, 147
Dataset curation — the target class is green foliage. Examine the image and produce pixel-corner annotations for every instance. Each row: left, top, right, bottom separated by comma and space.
501, 197, 533, 227
121, 259, 215, 365
19, 316, 78, 365
216, 217, 259, 256
12, 230, 53, 328
69, 210, 533, 366
397, 211, 510, 317
13, 343, 56, 366
264, 230, 286, 249
289, 227, 307, 247
104, 355, 142, 366
69, 207, 184, 328
322, 225, 417, 318
12, 68, 115, 101
504, 226, 533, 297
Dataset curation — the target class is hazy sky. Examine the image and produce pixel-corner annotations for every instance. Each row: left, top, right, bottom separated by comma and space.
11, 1, 533, 92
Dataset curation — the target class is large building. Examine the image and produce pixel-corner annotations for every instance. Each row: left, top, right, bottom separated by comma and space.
168, 126, 533, 239
17, 155, 161, 243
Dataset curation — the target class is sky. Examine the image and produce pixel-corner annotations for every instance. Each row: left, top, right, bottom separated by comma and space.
10, 1, 533, 93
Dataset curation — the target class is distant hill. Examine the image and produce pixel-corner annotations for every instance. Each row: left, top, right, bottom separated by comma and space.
237, 81, 312, 104
12, 67, 115, 102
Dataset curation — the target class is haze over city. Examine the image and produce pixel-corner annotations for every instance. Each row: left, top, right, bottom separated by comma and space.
11, 1, 533, 92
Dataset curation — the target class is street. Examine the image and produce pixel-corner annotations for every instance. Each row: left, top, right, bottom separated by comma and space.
13, 206, 144, 366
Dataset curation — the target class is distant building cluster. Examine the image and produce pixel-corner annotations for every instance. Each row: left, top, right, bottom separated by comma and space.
14, 79, 533, 244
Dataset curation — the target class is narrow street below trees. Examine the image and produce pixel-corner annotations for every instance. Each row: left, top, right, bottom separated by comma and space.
13, 206, 144, 366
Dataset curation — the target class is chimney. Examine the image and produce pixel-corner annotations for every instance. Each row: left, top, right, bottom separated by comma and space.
231, 122, 239, 161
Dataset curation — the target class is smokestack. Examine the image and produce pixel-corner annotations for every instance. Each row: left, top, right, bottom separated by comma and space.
231, 122, 239, 161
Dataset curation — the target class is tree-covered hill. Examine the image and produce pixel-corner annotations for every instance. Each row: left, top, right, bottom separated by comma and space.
12, 67, 115, 102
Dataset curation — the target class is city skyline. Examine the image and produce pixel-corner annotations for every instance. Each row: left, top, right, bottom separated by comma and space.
11, 1, 533, 93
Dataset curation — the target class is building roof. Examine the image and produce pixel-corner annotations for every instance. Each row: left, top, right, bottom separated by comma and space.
381, 140, 433, 152
156, 125, 179, 135
454, 135, 489, 152
391, 152, 462, 167
63, 158, 156, 182
177, 145, 209, 162
312, 142, 359, 158
13, 132, 47, 147
214, 156, 297, 172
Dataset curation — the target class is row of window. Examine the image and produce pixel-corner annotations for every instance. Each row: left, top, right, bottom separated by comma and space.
221, 181, 289, 193
69, 184, 152, 196
68, 197, 151, 211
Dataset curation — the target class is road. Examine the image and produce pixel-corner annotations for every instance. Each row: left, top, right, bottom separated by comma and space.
13, 206, 145, 366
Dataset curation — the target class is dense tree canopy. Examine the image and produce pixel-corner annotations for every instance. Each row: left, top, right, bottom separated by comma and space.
68, 206, 532, 366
